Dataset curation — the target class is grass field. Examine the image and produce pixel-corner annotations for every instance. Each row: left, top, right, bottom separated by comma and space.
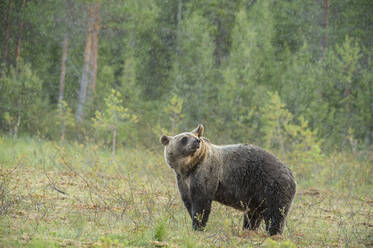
0, 137, 372, 247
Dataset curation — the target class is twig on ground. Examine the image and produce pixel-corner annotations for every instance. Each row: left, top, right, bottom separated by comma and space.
43, 166, 67, 195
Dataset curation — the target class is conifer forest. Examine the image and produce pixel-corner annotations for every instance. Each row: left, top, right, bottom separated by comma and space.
0, 0, 372, 247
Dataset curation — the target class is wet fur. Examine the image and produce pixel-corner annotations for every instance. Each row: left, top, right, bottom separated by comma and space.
161, 125, 296, 235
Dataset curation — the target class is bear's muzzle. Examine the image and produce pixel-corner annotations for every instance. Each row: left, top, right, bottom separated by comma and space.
191, 138, 201, 150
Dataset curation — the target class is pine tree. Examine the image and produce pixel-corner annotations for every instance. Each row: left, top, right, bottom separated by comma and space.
218, 3, 276, 142
169, 12, 215, 128
93, 89, 137, 159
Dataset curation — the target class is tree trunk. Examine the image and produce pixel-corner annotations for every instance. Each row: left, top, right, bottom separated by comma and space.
277, 118, 286, 156
59, 34, 69, 103
59, 35, 69, 143
61, 115, 66, 143
177, 0, 182, 24
15, 0, 26, 68
112, 123, 117, 160
175, 0, 182, 50
171, 112, 176, 134
343, 63, 352, 146
88, 2, 100, 100
59, 0, 72, 143
13, 115, 21, 138
76, 4, 94, 122
173, 0, 183, 93
320, 0, 329, 57
2, 0, 13, 67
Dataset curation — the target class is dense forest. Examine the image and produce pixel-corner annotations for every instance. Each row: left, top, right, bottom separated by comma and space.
1, 1, 373, 246
1, 0, 373, 151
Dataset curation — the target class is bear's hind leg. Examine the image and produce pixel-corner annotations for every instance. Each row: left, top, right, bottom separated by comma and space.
243, 211, 263, 230
264, 208, 287, 236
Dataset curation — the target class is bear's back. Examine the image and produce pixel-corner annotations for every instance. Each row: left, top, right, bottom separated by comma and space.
213, 144, 296, 210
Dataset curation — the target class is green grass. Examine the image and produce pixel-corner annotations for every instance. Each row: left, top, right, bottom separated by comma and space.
0, 136, 372, 247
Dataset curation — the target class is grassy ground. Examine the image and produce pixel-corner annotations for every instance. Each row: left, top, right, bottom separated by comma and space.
0, 137, 372, 247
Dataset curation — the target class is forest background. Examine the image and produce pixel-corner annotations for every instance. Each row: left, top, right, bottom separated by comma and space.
0, 0, 373, 247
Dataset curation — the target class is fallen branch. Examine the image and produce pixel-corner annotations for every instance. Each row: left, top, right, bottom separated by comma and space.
43, 166, 67, 195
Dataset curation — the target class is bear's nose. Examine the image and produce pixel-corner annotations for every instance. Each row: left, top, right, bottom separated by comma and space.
193, 139, 200, 148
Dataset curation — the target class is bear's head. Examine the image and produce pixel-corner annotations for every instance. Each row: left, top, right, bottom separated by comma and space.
160, 124, 206, 175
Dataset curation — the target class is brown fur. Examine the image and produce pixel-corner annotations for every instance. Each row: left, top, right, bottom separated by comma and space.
188, 138, 207, 168
160, 124, 296, 235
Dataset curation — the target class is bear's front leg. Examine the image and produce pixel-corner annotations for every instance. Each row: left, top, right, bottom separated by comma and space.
190, 184, 212, 231
243, 211, 263, 230
176, 175, 192, 218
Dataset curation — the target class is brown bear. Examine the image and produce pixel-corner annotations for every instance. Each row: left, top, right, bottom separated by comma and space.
160, 124, 296, 235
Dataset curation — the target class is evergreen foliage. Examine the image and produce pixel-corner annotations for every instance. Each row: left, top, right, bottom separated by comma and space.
0, 0, 372, 171
93, 89, 137, 156
0, 2, 372, 245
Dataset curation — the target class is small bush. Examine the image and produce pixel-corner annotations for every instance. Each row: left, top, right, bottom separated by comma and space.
154, 218, 168, 242
0, 167, 19, 216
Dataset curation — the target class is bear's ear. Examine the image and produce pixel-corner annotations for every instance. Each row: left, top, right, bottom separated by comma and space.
192, 124, 204, 137
160, 135, 171, 146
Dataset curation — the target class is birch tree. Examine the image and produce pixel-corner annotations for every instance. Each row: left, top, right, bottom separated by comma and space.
76, 4, 94, 122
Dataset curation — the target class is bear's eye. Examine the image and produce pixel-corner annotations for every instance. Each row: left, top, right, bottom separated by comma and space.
181, 137, 188, 145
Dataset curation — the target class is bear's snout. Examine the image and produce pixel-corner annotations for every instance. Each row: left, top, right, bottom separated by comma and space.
192, 138, 200, 149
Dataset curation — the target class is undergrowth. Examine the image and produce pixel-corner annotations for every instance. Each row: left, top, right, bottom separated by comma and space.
0, 136, 372, 247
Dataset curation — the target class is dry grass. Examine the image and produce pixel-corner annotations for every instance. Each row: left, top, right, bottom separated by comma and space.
0, 137, 372, 247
